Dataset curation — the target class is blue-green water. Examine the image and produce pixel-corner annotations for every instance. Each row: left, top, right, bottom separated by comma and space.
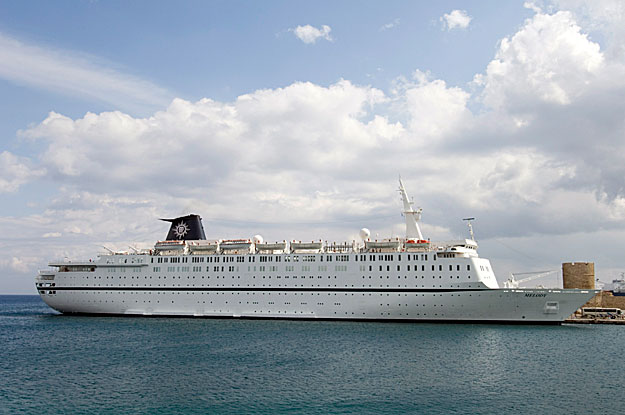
1, 295, 623, 414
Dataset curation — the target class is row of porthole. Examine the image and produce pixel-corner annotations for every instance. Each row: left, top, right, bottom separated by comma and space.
86, 274, 472, 280
81, 273, 481, 284
71, 283, 481, 290
73, 291, 480, 298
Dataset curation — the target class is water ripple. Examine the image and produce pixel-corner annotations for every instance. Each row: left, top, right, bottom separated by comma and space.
1, 295, 624, 414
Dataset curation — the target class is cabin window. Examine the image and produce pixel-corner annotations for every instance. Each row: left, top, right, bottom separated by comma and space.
449, 265, 453, 271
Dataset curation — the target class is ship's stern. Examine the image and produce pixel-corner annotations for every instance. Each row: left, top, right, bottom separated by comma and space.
35, 270, 62, 312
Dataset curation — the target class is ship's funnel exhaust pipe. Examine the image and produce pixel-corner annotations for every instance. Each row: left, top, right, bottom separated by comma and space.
161, 214, 207, 240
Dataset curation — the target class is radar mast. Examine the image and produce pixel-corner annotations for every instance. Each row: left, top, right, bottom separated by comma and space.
398, 177, 424, 240
463, 217, 476, 241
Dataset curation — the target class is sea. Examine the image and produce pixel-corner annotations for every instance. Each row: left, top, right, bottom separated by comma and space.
1, 295, 623, 415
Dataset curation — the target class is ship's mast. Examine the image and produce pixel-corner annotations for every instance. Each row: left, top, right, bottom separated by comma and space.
398, 177, 424, 240
463, 217, 476, 241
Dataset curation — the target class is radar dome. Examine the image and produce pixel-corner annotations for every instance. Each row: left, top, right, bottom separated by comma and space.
359, 228, 371, 241
253, 234, 264, 244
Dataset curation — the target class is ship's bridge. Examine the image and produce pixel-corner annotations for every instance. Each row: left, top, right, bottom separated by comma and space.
434, 239, 478, 258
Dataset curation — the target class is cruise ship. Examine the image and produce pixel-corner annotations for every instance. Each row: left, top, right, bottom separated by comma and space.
36, 180, 597, 323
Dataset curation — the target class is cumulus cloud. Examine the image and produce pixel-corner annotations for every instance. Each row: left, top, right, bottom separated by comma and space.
0, 32, 173, 114
475, 6, 625, 201
290, 24, 333, 44
440, 10, 472, 30
399, 70, 471, 140
17, 53, 625, 243
21, 81, 395, 197
547, 0, 625, 59
479, 10, 604, 109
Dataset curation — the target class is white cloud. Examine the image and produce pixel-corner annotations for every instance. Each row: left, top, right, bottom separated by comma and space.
474, 6, 625, 201
0, 151, 45, 193
440, 10, 472, 31
290, 24, 333, 44
0, 255, 42, 274
524, 2, 543, 14
547, 0, 625, 59
21, 81, 395, 196
401, 71, 471, 140
480, 10, 604, 109
380, 18, 400, 32
0, 32, 173, 114
16, 62, 624, 243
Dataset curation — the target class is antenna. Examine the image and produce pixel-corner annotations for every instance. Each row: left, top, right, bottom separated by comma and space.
463, 218, 475, 241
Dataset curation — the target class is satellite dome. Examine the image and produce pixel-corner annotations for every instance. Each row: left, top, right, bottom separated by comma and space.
253, 234, 264, 244
359, 228, 371, 241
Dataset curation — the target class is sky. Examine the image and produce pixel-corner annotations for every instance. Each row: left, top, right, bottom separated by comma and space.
1, 0, 625, 293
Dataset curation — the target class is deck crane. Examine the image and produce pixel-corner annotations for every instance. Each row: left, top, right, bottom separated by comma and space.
503, 270, 558, 289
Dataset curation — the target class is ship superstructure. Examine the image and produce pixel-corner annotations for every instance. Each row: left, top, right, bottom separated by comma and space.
35, 180, 597, 323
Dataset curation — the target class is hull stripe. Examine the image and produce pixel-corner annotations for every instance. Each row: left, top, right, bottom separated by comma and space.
44, 286, 501, 293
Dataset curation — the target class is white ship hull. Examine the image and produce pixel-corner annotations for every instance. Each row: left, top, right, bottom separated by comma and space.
36, 252, 596, 324
35, 181, 598, 324
39, 287, 593, 324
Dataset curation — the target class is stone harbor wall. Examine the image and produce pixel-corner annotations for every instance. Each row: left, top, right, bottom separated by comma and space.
582, 291, 625, 309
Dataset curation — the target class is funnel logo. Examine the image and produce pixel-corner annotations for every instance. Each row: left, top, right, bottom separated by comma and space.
173, 221, 190, 239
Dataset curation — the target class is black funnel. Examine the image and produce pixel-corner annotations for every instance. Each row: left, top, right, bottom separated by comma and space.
161, 214, 206, 240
